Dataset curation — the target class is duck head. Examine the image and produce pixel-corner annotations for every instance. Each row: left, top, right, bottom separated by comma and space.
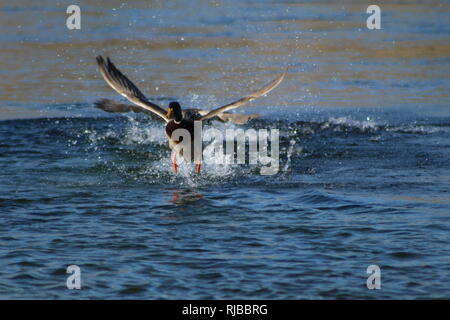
166, 101, 183, 123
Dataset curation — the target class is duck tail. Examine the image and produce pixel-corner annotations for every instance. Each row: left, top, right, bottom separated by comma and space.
94, 99, 135, 113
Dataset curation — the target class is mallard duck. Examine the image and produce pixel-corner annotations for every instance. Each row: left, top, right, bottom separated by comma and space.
95, 55, 286, 173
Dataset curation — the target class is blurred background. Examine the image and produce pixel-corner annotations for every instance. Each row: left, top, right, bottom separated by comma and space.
1, 0, 449, 117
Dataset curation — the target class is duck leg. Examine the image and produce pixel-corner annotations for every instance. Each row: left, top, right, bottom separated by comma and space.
196, 159, 202, 174
171, 150, 178, 173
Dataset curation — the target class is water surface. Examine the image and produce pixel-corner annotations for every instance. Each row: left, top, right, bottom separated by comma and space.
0, 0, 449, 299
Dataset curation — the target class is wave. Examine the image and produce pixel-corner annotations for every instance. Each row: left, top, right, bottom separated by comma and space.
1, 114, 448, 187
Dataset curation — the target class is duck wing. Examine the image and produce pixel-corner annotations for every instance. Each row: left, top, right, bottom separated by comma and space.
96, 55, 169, 122
94, 99, 259, 124
182, 109, 261, 124
94, 99, 165, 120
199, 69, 287, 121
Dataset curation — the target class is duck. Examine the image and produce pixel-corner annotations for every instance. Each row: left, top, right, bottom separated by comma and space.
95, 55, 286, 174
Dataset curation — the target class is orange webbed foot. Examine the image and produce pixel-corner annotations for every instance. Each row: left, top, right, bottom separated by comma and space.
171, 151, 178, 174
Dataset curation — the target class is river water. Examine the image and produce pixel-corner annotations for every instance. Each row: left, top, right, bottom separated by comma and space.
0, 0, 449, 299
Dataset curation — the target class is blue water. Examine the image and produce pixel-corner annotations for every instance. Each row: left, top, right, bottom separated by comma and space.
1, 109, 449, 299
0, 1, 450, 299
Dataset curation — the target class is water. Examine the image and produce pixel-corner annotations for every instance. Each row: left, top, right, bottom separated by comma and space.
0, 0, 449, 299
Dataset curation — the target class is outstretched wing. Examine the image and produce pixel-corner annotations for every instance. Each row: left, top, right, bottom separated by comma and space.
94, 99, 164, 121
95, 98, 260, 124
96, 55, 168, 122
199, 69, 287, 121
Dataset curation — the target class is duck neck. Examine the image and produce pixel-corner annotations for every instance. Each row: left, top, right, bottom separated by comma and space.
174, 111, 183, 124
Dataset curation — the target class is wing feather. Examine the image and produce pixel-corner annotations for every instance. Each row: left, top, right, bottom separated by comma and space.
199, 69, 287, 121
96, 55, 168, 122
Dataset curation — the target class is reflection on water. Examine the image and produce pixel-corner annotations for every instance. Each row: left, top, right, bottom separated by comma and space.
170, 188, 204, 205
